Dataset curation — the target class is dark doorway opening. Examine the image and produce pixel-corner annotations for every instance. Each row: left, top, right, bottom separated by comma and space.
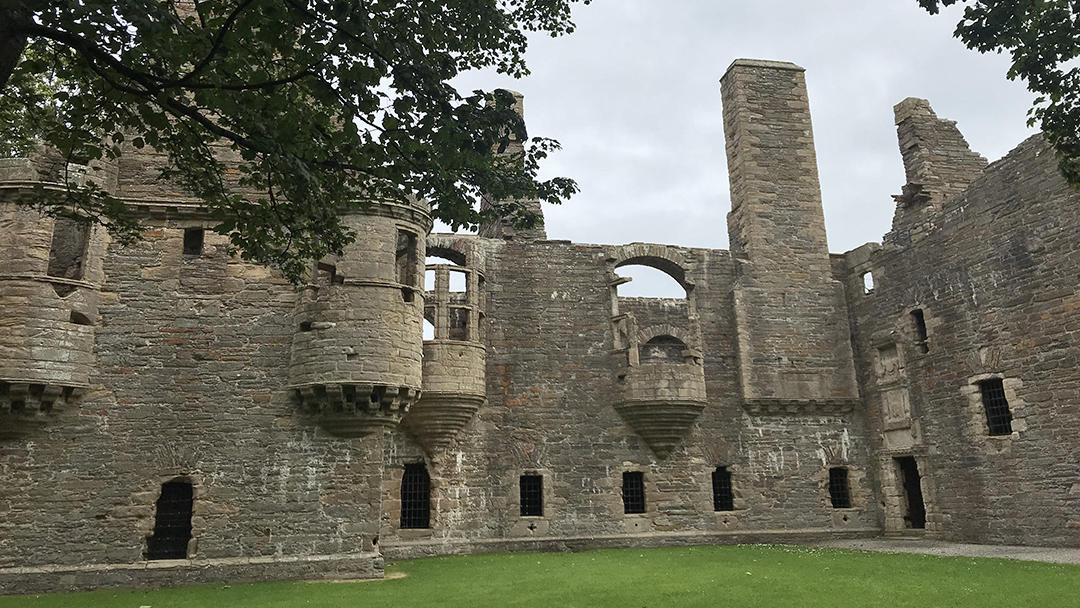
896, 456, 926, 529
146, 480, 194, 560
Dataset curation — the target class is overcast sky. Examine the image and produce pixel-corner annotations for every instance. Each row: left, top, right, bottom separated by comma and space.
448, 0, 1038, 294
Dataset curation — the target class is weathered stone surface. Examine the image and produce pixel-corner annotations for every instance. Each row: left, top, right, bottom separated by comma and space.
2, 59, 1077, 596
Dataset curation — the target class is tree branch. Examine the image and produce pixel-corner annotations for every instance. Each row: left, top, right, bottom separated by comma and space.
177, 0, 260, 85
0, 7, 32, 88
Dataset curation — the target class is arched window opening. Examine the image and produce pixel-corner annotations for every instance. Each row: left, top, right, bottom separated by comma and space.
638, 335, 687, 363
614, 265, 686, 299
145, 480, 194, 560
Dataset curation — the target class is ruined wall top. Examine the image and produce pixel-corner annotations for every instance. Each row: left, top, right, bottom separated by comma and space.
478, 91, 547, 241
889, 98, 987, 244
721, 58, 830, 275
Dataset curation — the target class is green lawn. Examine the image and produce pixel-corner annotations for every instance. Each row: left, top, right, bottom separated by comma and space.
3, 545, 1079, 608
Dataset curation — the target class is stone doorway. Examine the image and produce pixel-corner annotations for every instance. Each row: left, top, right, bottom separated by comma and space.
895, 456, 926, 529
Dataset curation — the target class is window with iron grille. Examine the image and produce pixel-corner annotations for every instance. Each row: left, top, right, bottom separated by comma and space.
400, 462, 431, 529
622, 471, 645, 514
520, 474, 543, 517
145, 480, 194, 560
712, 467, 734, 512
979, 378, 1013, 436
828, 467, 852, 509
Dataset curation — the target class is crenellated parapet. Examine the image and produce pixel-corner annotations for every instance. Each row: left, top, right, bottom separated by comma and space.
289, 199, 432, 437
0, 158, 105, 438
401, 235, 488, 453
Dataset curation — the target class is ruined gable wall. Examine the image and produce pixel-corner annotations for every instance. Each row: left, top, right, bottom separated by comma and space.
842, 134, 1080, 546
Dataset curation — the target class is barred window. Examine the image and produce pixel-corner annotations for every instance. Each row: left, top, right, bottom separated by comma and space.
145, 480, 194, 560
979, 379, 1013, 436
622, 471, 645, 514
829, 467, 852, 509
400, 462, 431, 529
712, 467, 734, 512
520, 474, 543, 517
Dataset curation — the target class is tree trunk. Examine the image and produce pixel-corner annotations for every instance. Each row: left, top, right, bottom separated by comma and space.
0, 6, 31, 89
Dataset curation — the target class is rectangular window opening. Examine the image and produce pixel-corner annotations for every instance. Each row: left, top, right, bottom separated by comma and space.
712, 467, 734, 512
449, 269, 467, 293
183, 228, 205, 256
622, 471, 646, 514
145, 480, 194, 560
449, 307, 469, 341
47, 216, 90, 280
396, 230, 419, 297
520, 474, 543, 517
861, 271, 874, 294
979, 378, 1013, 435
315, 261, 339, 287
829, 467, 852, 509
911, 309, 929, 353
400, 462, 431, 529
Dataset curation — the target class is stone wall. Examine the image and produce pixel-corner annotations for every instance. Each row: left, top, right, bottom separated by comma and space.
6, 59, 1079, 595
842, 122, 1080, 546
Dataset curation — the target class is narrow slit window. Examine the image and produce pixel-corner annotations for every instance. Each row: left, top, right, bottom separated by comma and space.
520, 474, 543, 517
183, 228, 204, 256
979, 378, 1013, 435
396, 230, 419, 302
712, 467, 734, 512
400, 462, 431, 529
861, 271, 874, 294
145, 480, 194, 560
911, 309, 929, 353
829, 467, 852, 509
622, 471, 646, 514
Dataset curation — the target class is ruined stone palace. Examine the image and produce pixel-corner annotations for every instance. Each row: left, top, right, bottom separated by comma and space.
2, 59, 1079, 593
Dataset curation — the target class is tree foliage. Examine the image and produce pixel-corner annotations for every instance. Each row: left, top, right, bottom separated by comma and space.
918, 0, 1080, 185
0, 0, 588, 281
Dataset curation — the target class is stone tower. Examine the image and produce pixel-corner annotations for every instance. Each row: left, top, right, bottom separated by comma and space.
721, 59, 858, 407
0, 156, 106, 437
288, 200, 432, 437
